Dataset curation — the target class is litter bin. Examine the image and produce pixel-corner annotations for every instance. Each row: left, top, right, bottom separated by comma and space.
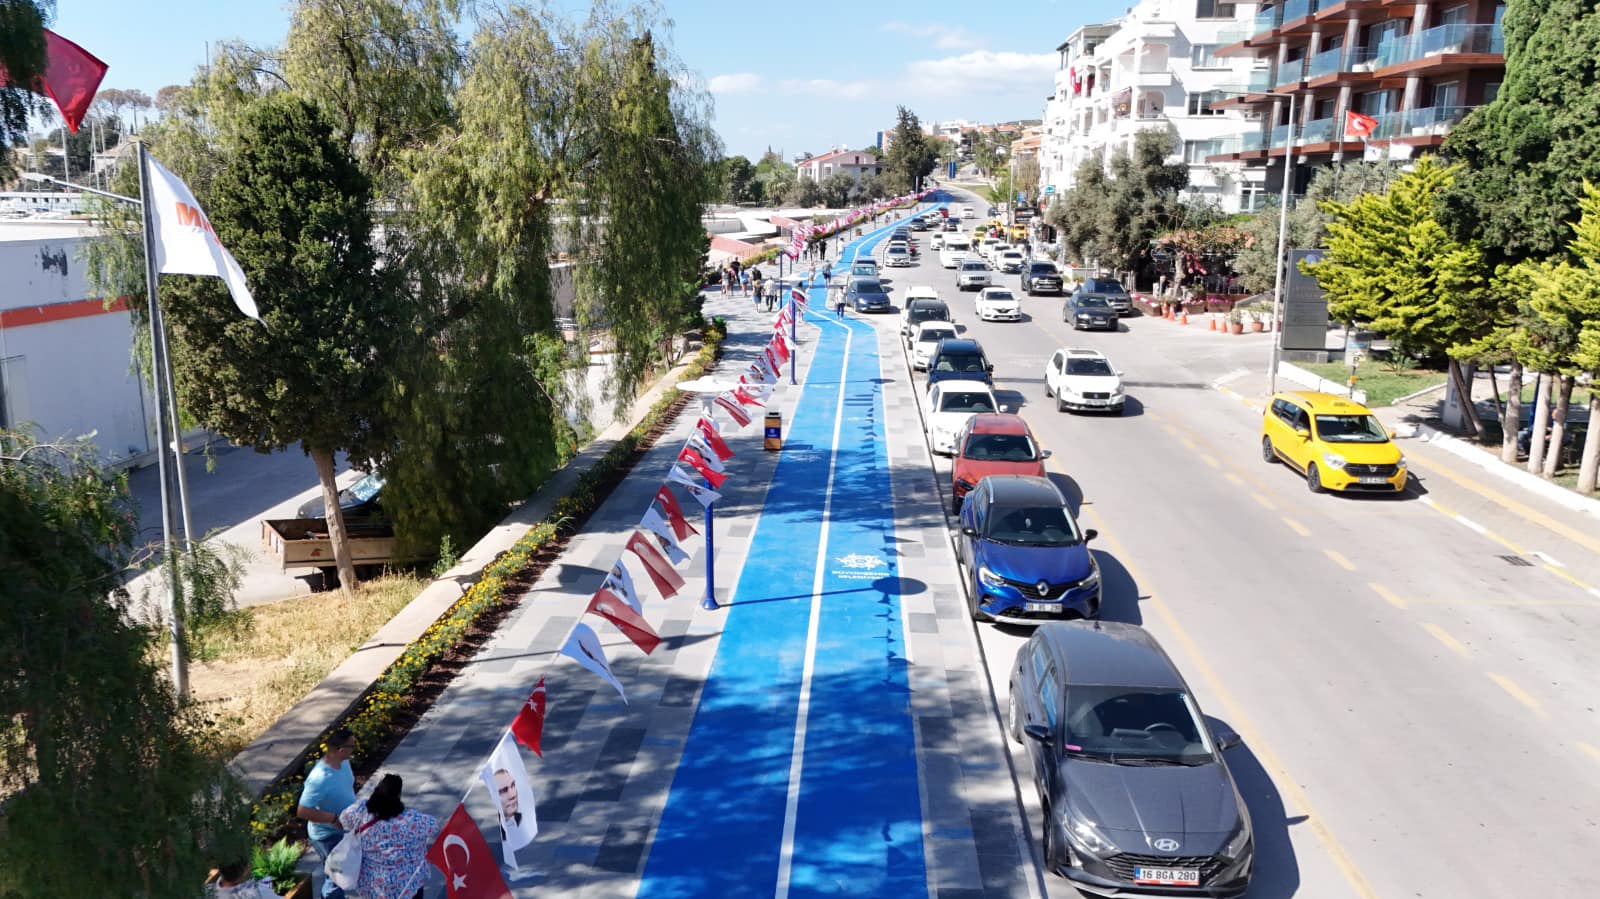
764, 411, 782, 451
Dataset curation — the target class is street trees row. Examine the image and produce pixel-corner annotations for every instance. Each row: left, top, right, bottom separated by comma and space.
1045, 128, 1201, 276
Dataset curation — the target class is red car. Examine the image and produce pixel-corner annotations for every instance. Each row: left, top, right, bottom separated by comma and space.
950, 413, 1051, 512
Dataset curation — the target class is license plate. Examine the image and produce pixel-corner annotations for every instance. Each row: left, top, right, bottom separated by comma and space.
1134, 867, 1200, 886
1358, 476, 1388, 484
1024, 602, 1055, 613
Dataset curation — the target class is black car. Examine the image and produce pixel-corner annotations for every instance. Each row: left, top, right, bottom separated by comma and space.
847, 277, 892, 313
1010, 621, 1253, 897
900, 298, 952, 343
1064, 293, 1117, 331
1076, 277, 1134, 316
942, 218, 961, 232
296, 471, 386, 522
1023, 261, 1065, 296
926, 338, 994, 386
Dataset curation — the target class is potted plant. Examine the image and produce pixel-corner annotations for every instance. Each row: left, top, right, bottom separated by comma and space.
254, 838, 312, 899
1248, 306, 1268, 332
1225, 308, 1245, 334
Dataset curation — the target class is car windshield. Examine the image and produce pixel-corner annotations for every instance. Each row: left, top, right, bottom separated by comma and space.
937, 391, 997, 414
1084, 279, 1128, 295
888, 248, 908, 256
1315, 414, 1388, 443
983, 504, 1080, 546
852, 263, 875, 274
919, 328, 957, 345
1061, 686, 1212, 764
1076, 296, 1111, 309
910, 305, 948, 322
985, 291, 1016, 302
1066, 358, 1114, 375
961, 263, 986, 272
1030, 264, 1058, 275
346, 472, 385, 502
963, 433, 1037, 462
935, 352, 988, 373
854, 280, 886, 295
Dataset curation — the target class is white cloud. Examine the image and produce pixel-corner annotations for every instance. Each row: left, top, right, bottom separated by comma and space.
903, 50, 1056, 95
881, 21, 983, 51
708, 73, 763, 95
777, 78, 873, 100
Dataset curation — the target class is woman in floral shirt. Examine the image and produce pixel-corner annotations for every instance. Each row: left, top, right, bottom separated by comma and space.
339, 774, 439, 899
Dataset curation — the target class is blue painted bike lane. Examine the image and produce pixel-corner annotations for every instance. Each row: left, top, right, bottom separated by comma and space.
638, 205, 942, 898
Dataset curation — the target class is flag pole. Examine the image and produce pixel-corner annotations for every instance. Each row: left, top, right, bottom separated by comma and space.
157, 302, 197, 550
136, 140, 189, 694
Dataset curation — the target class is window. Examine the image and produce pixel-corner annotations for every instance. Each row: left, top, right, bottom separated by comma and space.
1183, 139, 1225, 163
1038, 668, 1060, 729
1437, 4, 1468, 26
1483, 81, 1501, 103
1190, 44, 1226, 68
1187, 90, 1226, 115
1195, 0, 1237, 18
1030, 639, 1051, 684
1431, 81, 1459, 108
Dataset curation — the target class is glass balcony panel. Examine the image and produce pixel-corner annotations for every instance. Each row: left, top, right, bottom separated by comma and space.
1372, 105, 1474, 139
1274, 58, 1307, 87
1296, 117, 1335, 144
1374, 24, 1504, 69
1269, 124, 1291, 149
1305, 46, 1344, 80
1251, 7, 1282, 37
1248, 69, 1277, 92
1242, 131, 1270, 152
1279, 0, 1317, 25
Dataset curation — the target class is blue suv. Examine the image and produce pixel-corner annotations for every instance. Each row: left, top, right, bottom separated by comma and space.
956, 475, 1100, 623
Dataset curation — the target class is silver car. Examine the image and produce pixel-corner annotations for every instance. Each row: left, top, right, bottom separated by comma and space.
957, 258, 992, 291
884, 245, 913, 268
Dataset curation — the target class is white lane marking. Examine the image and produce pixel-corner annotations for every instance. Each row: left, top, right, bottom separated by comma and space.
1455, 516, 1488, 535
1529, 550, 1565, 568
1211, 367, 1251, 387
774, 323, 854, 898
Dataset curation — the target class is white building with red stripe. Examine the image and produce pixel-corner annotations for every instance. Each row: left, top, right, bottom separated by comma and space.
795, 148, 883, 184
1, 220, 157, 466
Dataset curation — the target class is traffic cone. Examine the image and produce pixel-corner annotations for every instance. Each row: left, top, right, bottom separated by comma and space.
1180, 310, 1189, 325
1208, 315, 1217, 331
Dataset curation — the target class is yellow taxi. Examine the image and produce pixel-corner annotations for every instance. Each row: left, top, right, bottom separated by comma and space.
1009, 223, 1028, 242
1261, 391, 1408, 493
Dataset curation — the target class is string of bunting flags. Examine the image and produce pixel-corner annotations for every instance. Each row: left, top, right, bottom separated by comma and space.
784, 188, 935, 259
388, 294, 812, 899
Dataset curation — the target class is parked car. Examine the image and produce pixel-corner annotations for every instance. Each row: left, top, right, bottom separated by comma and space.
924, 381, 1003, 455
851, 259, 879, 279
951, 413, 1049, 512
1262, 391, 1408, 493
846, 277, 892, 313
961, 204, 976, 218
899, 288, 949, 340
1064, 293, 1117, 331
930, 231, 945, 250
942, 217, 961, 232
1045, 348, 1125, 414
997, 250, 1026, 273
957, 258, 993, 291
911, 321, 960, 370
1008, 621, 1253, 895
926, 337, 994, 387
884, 245, 913, 267
297, 470, 386, 522
910, 216, 930, 231
975, 287, 1022, 322
940, 236, 973, 268
955, 475, 1100, 621
1074, 277, 1134, 316
1023, 261, 1064, 296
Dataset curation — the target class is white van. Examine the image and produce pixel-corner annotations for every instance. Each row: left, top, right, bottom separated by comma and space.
939, 234, 972, 268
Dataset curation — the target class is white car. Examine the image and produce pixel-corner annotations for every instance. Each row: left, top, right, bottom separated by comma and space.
975, 287, 1022, 322
956, 258, 992, 291
961, 205, 976, 218
930, 231, 945, 250
997, 250, 1026, 273
911, 321, 960, 370
924, 381, 1003, 454
978, 239, 1003, 261
1044, 347, 1126, 414
883, 245, 913, 267
939, 240, 971, 268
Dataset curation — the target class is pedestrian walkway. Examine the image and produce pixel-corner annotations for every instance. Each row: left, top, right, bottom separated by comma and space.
351, 198, 1032, 899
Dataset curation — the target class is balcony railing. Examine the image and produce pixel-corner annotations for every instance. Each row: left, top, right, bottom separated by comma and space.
1242, 131, 1270, 152
1371, 105, 1475, 140
1269, 123, 1292, 148
1279, 0, 1319, 25
1296, 116, 1336, 144
1304, 45, 1377, 80
1274, 59, 1307, 87
1217, 24, 1253, 43
1373, 23, 1504, 70
1251, 7, 1283, 37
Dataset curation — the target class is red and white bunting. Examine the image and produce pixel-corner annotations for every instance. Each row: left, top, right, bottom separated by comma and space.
639, 507, 690, 565
654, 484, 699, 539
625, 530, 686, 598
678, 446, 728, 487
715, 392, 753, 427
695, 417, 735, 461
587, 588, 662, 655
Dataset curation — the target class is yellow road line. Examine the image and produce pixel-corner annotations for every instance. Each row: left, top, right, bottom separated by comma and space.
1162, 423, 1180, 437
1368, 582, 1407, 610
1225, 472, 1246, 487
1487, 673, 1547, 718
1544, 564, 1595, 591
1580, 742, 1600, 765
1406, 453, 1600, 557
1078, 504, 1380, 899
1201, 453, 1220, 469
1324, 549, 1356, 571
1421, 622, 1469, 658
1281, 516, 1311, 537
1251, 492, 1276, 510
1403, 597, 1600, 607
1181, 437, 1198, 450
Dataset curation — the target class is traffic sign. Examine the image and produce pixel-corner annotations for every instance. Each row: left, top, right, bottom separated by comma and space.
1015, 191, 1025, 202
1044, 185, 1056, 195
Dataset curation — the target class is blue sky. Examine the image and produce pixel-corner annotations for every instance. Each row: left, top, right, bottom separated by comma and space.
45, 0, 1122, 160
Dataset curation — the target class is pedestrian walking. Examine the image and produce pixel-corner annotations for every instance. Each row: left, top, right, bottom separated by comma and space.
750, 266, 763, 293
807, 262, 818, 288
834, 283, 846, 318
765, 277, 779, 312
296, 728, 358, 899
720, 266, 732, 295
739, 266, 751, 296
822, 261, 832, 285
338, 774, 439, 899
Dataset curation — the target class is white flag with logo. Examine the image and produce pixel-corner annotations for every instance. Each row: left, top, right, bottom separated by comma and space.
559, 623, 627, 703
477, 732, 538, 856
602, 560, 641, 615
144, 153, 261, 320
1387, 142, 1414, 161
639, 507, 690, 565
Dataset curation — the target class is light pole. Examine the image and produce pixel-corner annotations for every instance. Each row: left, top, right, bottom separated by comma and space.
1267, 89, 1299, 396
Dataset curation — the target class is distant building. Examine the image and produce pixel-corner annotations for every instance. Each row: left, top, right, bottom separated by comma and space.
796, 148, 883, 183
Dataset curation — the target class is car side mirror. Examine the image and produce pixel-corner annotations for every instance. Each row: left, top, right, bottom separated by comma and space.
1216, 729, 1243, 751
1083, 529, 1098, 542
1116, 370, 1124, 377
1387, 429, 1397, 439
986, 363, 995, 372
1295, 427, 1311, 439
1023, 723, 1051, 744
1000, 404, 1011, 413
1040, 449, 1053, 459
961, 526, 978, 537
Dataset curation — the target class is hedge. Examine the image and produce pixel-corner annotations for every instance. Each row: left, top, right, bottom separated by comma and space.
249, 320, 727, 840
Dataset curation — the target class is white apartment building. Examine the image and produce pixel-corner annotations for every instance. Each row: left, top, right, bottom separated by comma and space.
795, 148, 883, 184
1040, 0, 1269, 213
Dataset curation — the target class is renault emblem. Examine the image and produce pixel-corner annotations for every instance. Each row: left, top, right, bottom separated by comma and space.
1152, 838, 1180, 852
1036, 580, 1050, 596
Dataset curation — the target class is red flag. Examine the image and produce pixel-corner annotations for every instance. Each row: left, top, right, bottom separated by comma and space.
734, 386, 765, 409
715, 392, 753, 427
695, 418, 735, 461
654, 484, 698, 539
1344, 110, 1378, 140
677, 447, 728, 488
588, 588, 662, 654
626, 530, 686, 598
771, 334, 791, 363
40, 31, 108, 133
427, 804, 513, 899
509, 678, 546, 756
764, 345, 782, 374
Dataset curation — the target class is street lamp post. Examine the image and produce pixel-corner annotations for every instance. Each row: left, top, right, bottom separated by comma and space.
1268, 89, 1299, 396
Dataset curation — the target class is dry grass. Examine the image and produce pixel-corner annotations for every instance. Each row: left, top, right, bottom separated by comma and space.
190, 574, 427, 756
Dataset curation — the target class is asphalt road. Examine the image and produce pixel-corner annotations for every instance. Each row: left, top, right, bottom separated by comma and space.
865, 187, 1600, 898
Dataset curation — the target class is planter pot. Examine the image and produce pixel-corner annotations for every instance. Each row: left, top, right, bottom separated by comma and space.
1250, 322, 1264, 332
1228, 322, 1244, 334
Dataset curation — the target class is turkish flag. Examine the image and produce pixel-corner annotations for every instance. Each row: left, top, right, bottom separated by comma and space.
695, 418, 734, 461
626, 530, 686, 598
654, 485, 698, 540
427, 804, 512, 899
770, 336, 790, 365
734, 386, 765, 409
588, 588, 662, 654
716, 392, 753, 427
1344, 110, 1379, 140
509, 678, 546, 756
41, 31, 108, 133
678, 447, 727, 488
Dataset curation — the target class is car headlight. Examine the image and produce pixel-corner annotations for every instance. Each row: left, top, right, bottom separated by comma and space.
1066, 815, 1115, 856
1322, 452, 1347, 469
1079, 563, 1101, 590
977, 564, 1006, 588
955, 478, 976, 491
1396, 455, 1407, 469
1112, 383, 1125, 395
1222, 820, 1251, 859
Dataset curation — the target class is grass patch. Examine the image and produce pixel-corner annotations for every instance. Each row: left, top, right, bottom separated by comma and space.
1300, 361, 1446, 407
190, 573, 427, 757
1518, 384, 1593, 406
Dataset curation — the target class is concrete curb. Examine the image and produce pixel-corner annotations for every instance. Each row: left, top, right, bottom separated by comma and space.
229, 349, 705, 792
1402, 420, 1600, 520
1279, 359, 1369, 405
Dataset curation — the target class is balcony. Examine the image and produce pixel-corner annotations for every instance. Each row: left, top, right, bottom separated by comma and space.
1278, 0, 1319, 26
1274, 58, 1307, 88
1371, 105, 1475, 140
1135, 68, 1175, 88
1296, 116, 1336, 144
1217, 23, 1254, 44
1250, 7, 1284, 38
1373, 24, 1504, 73
1304, 46, 1377, 81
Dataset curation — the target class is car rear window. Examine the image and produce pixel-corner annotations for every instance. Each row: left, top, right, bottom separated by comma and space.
935, 351, 988, 373
963, 433, 1037, 462
937, 391, 997, 413
961, 262, 986, 271
1029, 263, 1058, 274
919, 326, 957, 343
1084, 278, 1127, 294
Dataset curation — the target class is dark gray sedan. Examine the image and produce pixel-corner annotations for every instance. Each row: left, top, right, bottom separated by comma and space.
1009, 621, 1253, 897
846, 277, 892, 313
1076, 277, 1134, 315
1064, 293, 1117, 331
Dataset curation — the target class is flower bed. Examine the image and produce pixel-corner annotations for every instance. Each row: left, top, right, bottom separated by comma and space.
249, 320, 726, 842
